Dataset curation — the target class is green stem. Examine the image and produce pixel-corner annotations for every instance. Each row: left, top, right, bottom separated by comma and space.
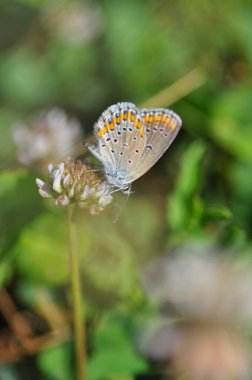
68, 205, 86, 380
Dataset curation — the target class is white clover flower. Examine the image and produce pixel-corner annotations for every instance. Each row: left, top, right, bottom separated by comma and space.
140, 248, 252, 380
36, 158, 113, 214
12, 108, 82, 166
42, 2, 102, 45
142, 249, 252, 324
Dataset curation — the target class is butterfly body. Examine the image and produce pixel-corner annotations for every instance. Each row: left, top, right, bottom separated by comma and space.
85, 102, 182, 192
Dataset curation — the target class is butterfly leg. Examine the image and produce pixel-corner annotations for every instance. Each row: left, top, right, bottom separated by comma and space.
112, 185, 132, 223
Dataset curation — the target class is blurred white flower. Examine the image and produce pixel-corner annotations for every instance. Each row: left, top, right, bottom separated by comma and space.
140, 248, 252, 379
12, 108, 83, 166
36, 157, 112, 214
42, 1, 102, 45
142, 249, 252, 324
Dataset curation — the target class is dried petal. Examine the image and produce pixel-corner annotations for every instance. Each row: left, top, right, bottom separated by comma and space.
63, 174, 71, 188
55, 194, 70, 206
79, 184, 89, 201
48, 163, 53, 174
68, 181, 76, 198
36, 178, 53, 198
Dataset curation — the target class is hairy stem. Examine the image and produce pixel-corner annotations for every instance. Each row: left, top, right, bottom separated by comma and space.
68, 205, 86, 380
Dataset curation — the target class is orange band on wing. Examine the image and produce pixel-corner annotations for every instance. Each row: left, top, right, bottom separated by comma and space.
144, 114, 150, 123
163, 115, 171, 124
122, 111, 128, 121
155, 114, 162, 122
106, 119, 114, 130
98, 127, 108, 137
113, 115, 121, 124
130, 112, 136, 122
135, 118, 142, 129
170, 119, 177, 130
149, 114, 154, 123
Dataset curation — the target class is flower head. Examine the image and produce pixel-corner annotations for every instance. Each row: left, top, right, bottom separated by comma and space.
12, 108, 82, 166
42, 1, 102, 45
140, 248, 252, 379
142, 249, 252, 324
36, 158, 112, 214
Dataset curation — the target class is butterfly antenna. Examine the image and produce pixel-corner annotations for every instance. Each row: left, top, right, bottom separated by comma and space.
113, 186, 131, 223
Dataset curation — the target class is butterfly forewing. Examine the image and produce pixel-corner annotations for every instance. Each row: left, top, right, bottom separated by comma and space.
94, 102, 147, 177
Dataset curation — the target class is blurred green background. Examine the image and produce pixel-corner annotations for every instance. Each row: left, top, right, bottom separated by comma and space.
1, 0, 252, 379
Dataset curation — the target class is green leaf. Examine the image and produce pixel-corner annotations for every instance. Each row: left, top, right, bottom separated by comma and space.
228, 161, 252, 226
76, 198, 160, 305
210, 85, 252, 161
0, 49, 58, 107
0, 170, 43, 258
0, 258, 12, 289
37, 343, 73, 380
88, 312, 147, 380
167, 141, 206, 232
103, 0, 194, 102
203, 205, 233, 222
89, 351, 136, 380
14, 212, 69, 285
0, 169, 27, 198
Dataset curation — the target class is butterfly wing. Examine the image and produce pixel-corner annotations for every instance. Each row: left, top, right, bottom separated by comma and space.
86, 103, 182, 188
123, 108, 182, 183
86, 102, 147, 185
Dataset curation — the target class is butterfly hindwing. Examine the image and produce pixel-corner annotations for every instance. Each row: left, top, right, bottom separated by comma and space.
125, 108, 182, 182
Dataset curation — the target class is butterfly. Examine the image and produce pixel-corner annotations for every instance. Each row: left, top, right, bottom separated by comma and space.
85, 102, 182, 193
